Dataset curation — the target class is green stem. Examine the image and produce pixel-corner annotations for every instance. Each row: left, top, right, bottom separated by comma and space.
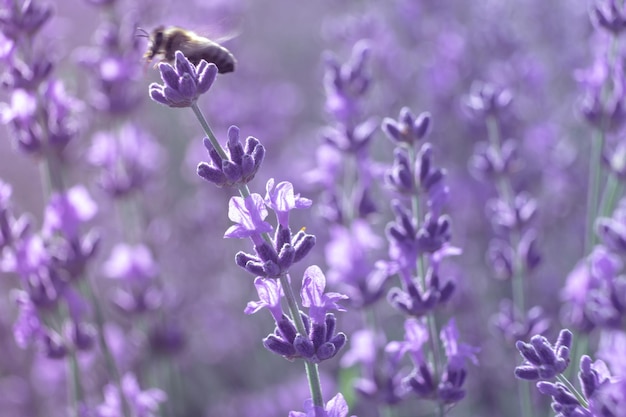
485, 115, 532, 417
599, 173, 622, 218
486, 116, 526, 313
67, 349, 84, 417
556, 374, 587, 408
82, 278, 133, 417
585, 130, 605, 253
191, 103, 229, 160
279, 274, 324, 407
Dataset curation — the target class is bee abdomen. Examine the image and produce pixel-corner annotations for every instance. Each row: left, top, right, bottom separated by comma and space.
188, 45, 236, 74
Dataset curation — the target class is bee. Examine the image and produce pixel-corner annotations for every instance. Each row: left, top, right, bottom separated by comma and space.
140, 26, 236, 74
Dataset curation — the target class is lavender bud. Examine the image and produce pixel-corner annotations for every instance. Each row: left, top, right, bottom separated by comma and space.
293, 334, 315, 358
276, 316, 297, 343
293, 234, 315, 262
310, 323, 326, 349
264, 334, 296, 357
277, 244, 295, 270
317, 341, 337, 361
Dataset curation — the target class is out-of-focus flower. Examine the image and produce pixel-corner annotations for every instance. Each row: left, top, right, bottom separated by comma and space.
491, 299, 550, 342
323, 40, 371, 125
387, 266, 455, 317
343, 329, 407, 405
102, 243, 158, 282
561, 245, 625, 330
97, 373, 166, 417
596, 198, 626, 254
382, 107, 432, 145
288, 392, 355, 417
591, 0, 626, 34
43, 186, 97, 241
103, 243, 161, 314
462, 81, 513, 120
325, 220, 387, 308
0, 0, 53, 40
88, 124, 164, 197
149, 51, 218, 108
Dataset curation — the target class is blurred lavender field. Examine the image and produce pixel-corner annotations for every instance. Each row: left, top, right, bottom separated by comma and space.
1, 0, 625, 416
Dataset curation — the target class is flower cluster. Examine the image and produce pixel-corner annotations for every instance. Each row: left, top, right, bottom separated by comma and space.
149, 50, 218, 108
247, 266, 347, 363
515, 329, 626, 417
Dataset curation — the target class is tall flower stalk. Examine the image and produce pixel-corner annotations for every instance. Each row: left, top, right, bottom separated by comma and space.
463, 81, 544, 417
0, 1, 100, 415
567, 0, 626, 379
379, 107, 474, 417
149, 50, 353, 415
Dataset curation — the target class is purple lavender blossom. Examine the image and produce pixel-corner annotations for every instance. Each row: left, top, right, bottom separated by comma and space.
0, 179, 29, 250
515, 329, 572, 380
197, 125, 265, 188
387, 266, 455, 317
224, 193, 273, 242
289, 392, 355, 417
381, 107, 432, 145
561, 246, 626, 330
149, 50, 218, 108
245, 277, 283, 321
77, 19, 144, 115
231, 181, 316, 278
248, 266, 348, 363
264, 178, 312, 227
300, 265, 348, 324
1, 78, 80, 155
388, 318, 476, 405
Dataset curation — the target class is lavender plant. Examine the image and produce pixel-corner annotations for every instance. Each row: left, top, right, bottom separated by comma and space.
149, 49, 353, 416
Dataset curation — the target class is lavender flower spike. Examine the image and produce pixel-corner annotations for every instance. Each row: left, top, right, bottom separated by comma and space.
149, 50, 218, 108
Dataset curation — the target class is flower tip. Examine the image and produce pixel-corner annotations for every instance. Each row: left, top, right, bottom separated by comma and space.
228, 125, 241, 141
